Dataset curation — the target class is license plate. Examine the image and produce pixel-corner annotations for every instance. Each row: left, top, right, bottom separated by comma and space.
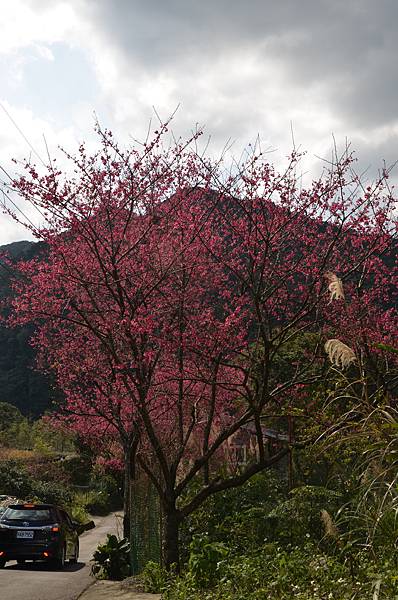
16, 530, 34, 539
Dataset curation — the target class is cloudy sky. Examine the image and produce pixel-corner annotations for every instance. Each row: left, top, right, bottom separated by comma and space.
0, 0, 397, 244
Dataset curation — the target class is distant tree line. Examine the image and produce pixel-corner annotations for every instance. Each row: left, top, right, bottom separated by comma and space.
0, 241, 51, 417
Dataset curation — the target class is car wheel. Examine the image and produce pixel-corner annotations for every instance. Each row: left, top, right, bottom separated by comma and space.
0, 559, 6, 568
69, 540, 79, 564
51, 544, 66, 570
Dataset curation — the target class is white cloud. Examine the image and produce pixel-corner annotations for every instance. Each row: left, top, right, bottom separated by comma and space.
34, 44, 55, 62
0, 1, 78, 54
0, 0, 397, 245
0, 100, 90, 243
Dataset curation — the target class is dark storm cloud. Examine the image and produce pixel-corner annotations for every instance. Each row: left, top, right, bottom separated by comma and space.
82, 0, 398, 132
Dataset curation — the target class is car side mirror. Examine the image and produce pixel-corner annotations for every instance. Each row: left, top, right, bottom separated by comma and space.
83, 520, 95, 532
74, 520, 95, 535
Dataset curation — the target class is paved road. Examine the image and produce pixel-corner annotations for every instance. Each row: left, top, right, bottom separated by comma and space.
0, 512, 122, 600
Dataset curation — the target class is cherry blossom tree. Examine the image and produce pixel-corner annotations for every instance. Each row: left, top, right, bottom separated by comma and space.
3, 123, 397, 569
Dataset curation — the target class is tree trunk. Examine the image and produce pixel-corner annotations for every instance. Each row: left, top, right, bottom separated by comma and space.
123, 450, 131, 540
163, 509, 181, 572
123, 444, 140, 575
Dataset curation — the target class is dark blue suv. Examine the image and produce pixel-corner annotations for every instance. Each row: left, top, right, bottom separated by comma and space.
0, 503, 80, 569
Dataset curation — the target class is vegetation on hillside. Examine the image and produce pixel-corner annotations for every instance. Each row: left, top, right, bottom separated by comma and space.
0, 241, 52, 417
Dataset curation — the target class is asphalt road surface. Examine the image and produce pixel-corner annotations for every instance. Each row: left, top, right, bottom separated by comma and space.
0, 512, 122, 600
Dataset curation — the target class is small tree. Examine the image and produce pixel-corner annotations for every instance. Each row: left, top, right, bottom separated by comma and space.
4, 123, 397, 569
0, 402, 23, 432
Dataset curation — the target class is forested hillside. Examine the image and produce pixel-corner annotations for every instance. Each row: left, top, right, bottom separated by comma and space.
0, 241, 51, 417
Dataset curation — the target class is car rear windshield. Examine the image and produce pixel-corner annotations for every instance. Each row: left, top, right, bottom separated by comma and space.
1, 508, 54, 522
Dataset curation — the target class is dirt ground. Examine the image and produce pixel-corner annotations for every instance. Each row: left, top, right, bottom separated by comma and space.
78, 580, 161, 600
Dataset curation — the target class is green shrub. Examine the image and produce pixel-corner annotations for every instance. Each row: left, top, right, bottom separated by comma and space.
85, 490, 112, 515
91, 472, 122, 509
141, 560, 169, 593
68, 500, 90, 524
0, 461, 33, 498
0, 460, 70, 504
30, 479, 71, 505
188, 536, 228, 589
267, 485, 342, 545
61, 455, 92, 486
181, 470, 286, 554
91, 534, 131, 580
163, 544, 395, 599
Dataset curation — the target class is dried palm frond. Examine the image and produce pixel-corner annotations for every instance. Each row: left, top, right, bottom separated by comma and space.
324, 271, 345, 302
320, 509, 339, 539
325, 339, 356, 369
